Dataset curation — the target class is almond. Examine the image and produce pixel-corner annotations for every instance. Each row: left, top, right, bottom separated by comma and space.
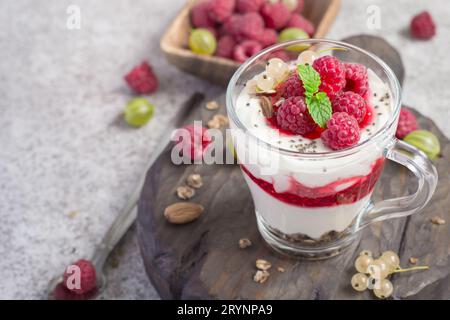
259, 96, 273, 118
164, 202, 204, 224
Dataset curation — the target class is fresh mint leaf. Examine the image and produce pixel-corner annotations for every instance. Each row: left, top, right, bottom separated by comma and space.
306, 92, 332, 128
297, 64, 321, 97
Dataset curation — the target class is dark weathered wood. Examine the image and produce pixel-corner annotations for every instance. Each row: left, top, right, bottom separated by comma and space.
137, 96, 449, 299
137, 36, 449, 299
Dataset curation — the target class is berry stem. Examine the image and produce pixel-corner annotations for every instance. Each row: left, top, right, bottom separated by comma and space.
392, 266, 429, 274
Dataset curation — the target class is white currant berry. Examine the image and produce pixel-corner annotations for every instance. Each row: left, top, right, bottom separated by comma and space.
351, 273, 368, 292
297, 50, 318, 65
282, 0, 298, 11
354, 255, 373, 274
359, 250, 373, 257
256, 73, 275, 92
367, 259, 390, 279
266, 58, 289, 81
380, 251, 400, 271
373, 279, 394, 299
245, 79, 258, 94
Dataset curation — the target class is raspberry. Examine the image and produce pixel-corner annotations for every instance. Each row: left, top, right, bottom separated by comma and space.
216, 35, 236, 58
233, 40, 262, 62
279, 73, 305, 98
260, 2, 292, 30
343, 63, 369, 96
240, 12, 265, 41
236, 0, 264, 13
410, 11, 436, 40
53, 283, 97, 300
276, 96, 317, 135
396, 108, 418, 139
287, 14, 315, 36
312, 55, 346, 97
191, 1, 216, 29
321, 112, 360, 150
209, 0, 236, 23
63, 259, 97, 295
124, 61, 158, 94
258, 28, 278, 47
220, 14, 242, 37
176, 124, 212, 161
332, 91, 367, 124
295, 0, 305, 13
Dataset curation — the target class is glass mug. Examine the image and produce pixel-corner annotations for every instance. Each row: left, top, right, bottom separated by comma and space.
226, 39, 438, 259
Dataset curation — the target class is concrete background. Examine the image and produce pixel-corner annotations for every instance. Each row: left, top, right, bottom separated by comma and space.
0, 0, 448, 299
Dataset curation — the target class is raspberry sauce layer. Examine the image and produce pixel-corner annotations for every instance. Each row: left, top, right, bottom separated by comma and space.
241, 158, 384, 208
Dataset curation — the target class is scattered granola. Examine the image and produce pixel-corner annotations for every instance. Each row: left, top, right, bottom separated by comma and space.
256, 259, 271, 271
277, 267, 285, 273
431, 216, 446, 225
207, 114, 229, 129
176, 185, 195, 200
186, 174, 203, 189
239, 238, 252, 249
409, 257, 418, 265
253, 270, 270, 284
206, 100, 220, 110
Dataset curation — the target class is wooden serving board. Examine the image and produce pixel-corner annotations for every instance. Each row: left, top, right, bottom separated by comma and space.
137, 95, 449, 299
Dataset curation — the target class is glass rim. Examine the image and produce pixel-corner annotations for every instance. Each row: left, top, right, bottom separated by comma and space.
225, 39, 402, 159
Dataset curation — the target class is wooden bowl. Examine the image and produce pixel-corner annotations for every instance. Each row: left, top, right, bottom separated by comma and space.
160, 0, 341, 86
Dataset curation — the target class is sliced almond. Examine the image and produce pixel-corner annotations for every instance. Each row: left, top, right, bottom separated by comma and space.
253, 270, 270, 284
431, 216, 445, 225
256, 259, 271, 271
277, 267, 285, 273
176, 185, 195, 200
164, 202, 204, 224
239, 238, 252, 249
274, 98, 285, 107
259, 96, 273, 118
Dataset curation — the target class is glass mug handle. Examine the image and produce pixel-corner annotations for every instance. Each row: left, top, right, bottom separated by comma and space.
356, 138, 438, 231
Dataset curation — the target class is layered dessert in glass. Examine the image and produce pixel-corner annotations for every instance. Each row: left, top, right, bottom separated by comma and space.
227, 41, 399, 258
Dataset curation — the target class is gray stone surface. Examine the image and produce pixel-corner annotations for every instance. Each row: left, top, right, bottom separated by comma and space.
0, 0, 448, 299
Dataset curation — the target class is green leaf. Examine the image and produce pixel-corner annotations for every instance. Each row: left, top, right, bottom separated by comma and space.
297, 64, 321, 97
306, 92, 332, 128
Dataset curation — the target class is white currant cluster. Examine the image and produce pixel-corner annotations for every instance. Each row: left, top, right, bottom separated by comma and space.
351, 250, 429, 299
246, 58, 289, 93
246, 50, 320, 94
351, 250, 399, 299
